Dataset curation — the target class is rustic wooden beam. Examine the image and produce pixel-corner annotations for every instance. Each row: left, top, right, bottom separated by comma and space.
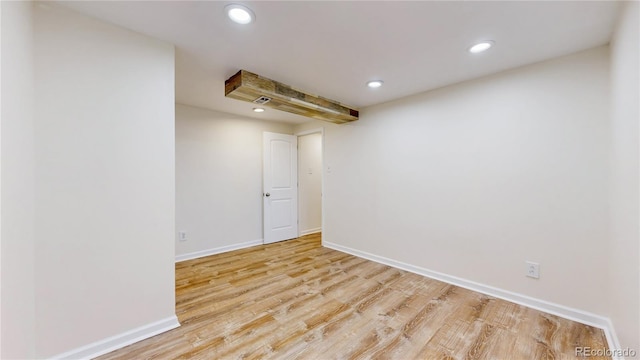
225, 70, 359, 124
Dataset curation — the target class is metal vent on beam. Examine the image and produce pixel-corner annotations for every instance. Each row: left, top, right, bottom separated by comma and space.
253, 96, 271, 105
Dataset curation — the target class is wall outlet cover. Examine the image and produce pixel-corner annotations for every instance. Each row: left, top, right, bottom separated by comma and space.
526, 261, 540, 279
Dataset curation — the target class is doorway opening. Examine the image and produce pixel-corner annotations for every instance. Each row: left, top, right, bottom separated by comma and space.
296, 129, 323, 238
262, 129, 323, 244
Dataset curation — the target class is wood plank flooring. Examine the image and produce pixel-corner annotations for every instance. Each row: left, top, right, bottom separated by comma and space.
97, 233, 610, 359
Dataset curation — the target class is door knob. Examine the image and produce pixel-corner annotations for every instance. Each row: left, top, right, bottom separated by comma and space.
265, 193, 271, 197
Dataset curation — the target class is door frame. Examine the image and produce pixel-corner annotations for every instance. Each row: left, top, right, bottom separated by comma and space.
295, 127, 325, 238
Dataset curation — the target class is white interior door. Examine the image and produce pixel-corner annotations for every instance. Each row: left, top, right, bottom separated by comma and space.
263, 132, 298, 244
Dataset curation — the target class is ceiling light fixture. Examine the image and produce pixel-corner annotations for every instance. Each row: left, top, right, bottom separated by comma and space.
225, 4, 255, 24
253, 107, 265, 113
367, 80, 384, 88
469, 41, 494, 54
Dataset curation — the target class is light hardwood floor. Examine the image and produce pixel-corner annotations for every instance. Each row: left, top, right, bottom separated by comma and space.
97, 233, 609, 359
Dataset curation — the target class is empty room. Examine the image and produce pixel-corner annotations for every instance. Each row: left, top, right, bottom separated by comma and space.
1, 1, 638, 359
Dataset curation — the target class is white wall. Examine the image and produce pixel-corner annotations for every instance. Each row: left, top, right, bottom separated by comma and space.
319, 47, 611, 316
298, 132, 323, 235
0, 2, 36, 358
176, 104, 293, 258
33, 5, 176, 357
609, 1, 639, 352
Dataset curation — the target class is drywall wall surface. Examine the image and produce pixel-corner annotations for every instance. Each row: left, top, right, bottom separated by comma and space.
175, 104, 293, 258
609, 0, 640, 353
1, 1, 36, 358
33, 4, 176, 357
322, 47, 611, 315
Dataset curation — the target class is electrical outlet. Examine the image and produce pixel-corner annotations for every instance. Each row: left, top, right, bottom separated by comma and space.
178, 231, 188, 242
526, 261, 540, 279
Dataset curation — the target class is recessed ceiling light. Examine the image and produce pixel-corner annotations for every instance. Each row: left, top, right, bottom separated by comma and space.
225, 4, 255, 24
469, 41, 494, 54
367, 80, 384, 88
253, 107, 265, 113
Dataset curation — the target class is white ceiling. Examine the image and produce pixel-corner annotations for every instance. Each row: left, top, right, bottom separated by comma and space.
57, 1, 621, 124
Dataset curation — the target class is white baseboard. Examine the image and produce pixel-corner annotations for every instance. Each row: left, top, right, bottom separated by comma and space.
602, 319, 625, 360
51, 315, 180, 360
323, 241, 622, 357
300, 227, 322, 236
175, 239, 263, 263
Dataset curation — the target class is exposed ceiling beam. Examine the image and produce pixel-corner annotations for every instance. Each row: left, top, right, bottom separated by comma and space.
225, 70, 359, 124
